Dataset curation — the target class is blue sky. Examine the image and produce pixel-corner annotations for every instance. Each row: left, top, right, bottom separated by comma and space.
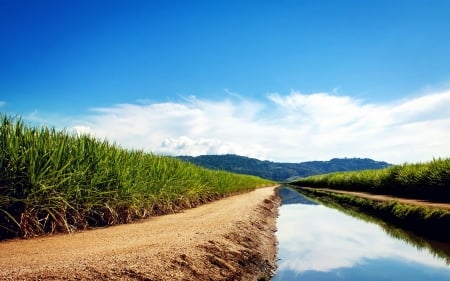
1, 0, 450, 163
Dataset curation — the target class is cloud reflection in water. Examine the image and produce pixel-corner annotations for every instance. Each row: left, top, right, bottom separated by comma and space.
275, 201, 450, 278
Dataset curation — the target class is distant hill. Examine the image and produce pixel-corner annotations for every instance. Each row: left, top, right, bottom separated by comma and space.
176, 154, 391, 181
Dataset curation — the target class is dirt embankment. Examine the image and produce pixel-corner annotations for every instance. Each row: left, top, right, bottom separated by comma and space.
0, 186, 280, 281
299, 187, 450, 210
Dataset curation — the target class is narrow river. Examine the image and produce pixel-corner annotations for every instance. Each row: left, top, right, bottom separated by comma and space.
273, 186, 450, 280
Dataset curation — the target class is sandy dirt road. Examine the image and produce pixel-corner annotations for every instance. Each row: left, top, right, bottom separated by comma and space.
0, 186, 280, 281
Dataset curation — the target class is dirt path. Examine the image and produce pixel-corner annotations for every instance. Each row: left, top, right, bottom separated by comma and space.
0, 186, 280, 281
298, 186, 450, 210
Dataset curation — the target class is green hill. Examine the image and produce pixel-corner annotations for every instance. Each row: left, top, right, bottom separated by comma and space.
176, 154, 390, 181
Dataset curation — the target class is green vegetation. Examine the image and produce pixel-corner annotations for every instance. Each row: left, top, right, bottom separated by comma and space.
295, 187, 450, 243
178, 154, 390, 181
295, 186, 450, 262
0, 115, 274, 240
291, 158, 450, 202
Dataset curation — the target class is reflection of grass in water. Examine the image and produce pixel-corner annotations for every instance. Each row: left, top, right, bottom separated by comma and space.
293, 186, 450, 265
278, 186, 317, 205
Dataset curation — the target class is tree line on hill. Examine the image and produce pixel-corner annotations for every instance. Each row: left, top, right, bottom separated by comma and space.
176, 154, 390, 181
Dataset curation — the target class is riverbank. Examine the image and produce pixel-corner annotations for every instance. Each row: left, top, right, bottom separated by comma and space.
0, 186, 280, 280
294, 186, 450, 242
291, 158, 450, 202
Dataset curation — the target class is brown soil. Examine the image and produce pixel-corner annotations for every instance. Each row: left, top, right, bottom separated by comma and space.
0, 186, 280, 281
299, 187, 450, 210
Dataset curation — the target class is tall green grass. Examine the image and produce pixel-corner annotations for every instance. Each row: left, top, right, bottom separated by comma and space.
0, 115, 274, 239
291, 158, 450, 201
295, 186, 450, 249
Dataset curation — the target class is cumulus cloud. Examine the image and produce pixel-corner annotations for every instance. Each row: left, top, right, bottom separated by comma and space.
160, 136, 265, 157
68, 90, 450, 163
72, 125, 93, 136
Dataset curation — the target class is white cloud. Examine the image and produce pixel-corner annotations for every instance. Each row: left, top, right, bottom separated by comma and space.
160, 136, 265, 158
67, 90, 450, 164
72, 125, 93, 136
0, 101, 5, 107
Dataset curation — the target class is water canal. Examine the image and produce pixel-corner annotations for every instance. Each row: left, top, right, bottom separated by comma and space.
272, 186, 450, 280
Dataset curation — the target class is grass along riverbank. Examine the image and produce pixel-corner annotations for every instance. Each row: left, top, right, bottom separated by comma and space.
0, 115, 274, 240
290, 187, 450, 264
291, 158, 450, 202
294, 187, 450, 243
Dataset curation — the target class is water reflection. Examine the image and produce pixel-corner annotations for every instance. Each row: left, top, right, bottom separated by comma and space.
273, 187, 450, 280
304, 188, 450, 265
278, 187, 318, 205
